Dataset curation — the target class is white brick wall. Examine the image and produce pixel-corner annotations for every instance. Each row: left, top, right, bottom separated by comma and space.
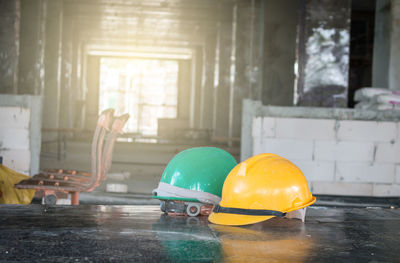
375, 142, 400, 163
396, 165, 400, 184
252, 117, 275, 138
251, 116, 400, 197
254, 138, 313, 160
0, 129, 30, 149
0, 106, 31, 174
291, 160, 335, 181
252, 117, 262, 138
275, 118, 335, 140
373, 184, 400, 196
314, 141, 374, 162
337, 120, 396, 142
0, 107, 30, 129
0, 149, 30, 172
336, 162, 395, 183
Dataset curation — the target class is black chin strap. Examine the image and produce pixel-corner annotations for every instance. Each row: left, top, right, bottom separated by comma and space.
213, 204, 286, 217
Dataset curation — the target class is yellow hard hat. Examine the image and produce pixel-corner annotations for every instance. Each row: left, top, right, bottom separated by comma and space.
208, 153, 316, 226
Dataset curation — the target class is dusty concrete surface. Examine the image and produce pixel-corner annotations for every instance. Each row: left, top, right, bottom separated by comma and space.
0, 205, 400, 262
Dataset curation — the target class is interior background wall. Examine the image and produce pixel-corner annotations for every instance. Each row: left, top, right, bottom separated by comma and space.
372, 0, 391, 89
5, 0, 396, 196
296, 0, 352, 107
0, 0, 20, 94
262, 0, 299, 106
0, 95, 42, 176
242, 99, 400, 197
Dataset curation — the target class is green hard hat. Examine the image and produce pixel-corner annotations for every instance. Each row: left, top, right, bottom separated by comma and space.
152, 147, 237, 203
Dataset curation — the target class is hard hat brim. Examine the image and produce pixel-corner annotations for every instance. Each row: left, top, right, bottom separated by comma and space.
208, 196, 317, 226
208, 212, 275, 226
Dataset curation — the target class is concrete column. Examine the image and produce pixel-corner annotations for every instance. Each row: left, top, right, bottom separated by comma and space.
0, 0, 20, 94
199, 33, 216, 130
84, 56, 100, 130
262, 0, 298, 106
191, 47, 203, 129
213, 5, 233, 139
230, 0, 261, 143
59, 18, 73, 128
389, 0, 400, 90
177, 60, 191, 120
296, 0, 351, 107
70, 37, 83, 128
372, 0, 391, 88
42, 0, 63, 130
18, 0, 47, 95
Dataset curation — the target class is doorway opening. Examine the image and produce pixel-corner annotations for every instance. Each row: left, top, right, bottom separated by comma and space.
98, 57, 179, 136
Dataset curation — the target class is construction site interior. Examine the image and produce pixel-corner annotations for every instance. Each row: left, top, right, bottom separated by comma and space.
1, 0, 400, 262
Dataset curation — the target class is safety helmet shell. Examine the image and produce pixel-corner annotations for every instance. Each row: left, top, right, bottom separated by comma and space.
152, 147, 237, 203
209, 153, 316, 226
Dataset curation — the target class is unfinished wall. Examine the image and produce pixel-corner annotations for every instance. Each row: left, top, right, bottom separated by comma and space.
30, 0, 307, 145
373, 0, 391, 88
262, 0, 298, 106
213, 4, 234, 139
296, 0, 351, 107
18, 0, 47, 95
40, 141, 240, 194
42, 0, 63, 133
0, 107, 30, 174
0, 0, 20, 94
243, 99, 400, 197
389, 0, 400, 90
0, 95, 42, 176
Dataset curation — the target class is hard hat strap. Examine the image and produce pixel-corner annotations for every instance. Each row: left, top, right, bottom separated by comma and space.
213, 204, 286, 217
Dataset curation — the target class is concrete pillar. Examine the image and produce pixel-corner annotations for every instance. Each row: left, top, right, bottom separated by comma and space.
59, 18, 73, 128
70, 38, 84, 128
389, 0, 400, 90
199, 33, 216, 130
178, 60, 191, 120
372, 0, 391, 88
84, 56, 100, 130
191, 47, 203, 129
18, 0, 47, 95
43, 0, 63, 130
230, 0, 261, 142
262, 0, 298, 106
0, 0, 20, 94
296, 0, 351, 107
213, 5, 233, 139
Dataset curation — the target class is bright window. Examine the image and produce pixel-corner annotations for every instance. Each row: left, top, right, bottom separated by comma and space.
99, 58, 178, 136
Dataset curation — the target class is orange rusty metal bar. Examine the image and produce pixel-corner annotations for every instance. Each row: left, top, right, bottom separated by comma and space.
85, 109, 114, 192
15, 109, 129, 205
98, 114, 130, 184
71, 192, 80, 205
